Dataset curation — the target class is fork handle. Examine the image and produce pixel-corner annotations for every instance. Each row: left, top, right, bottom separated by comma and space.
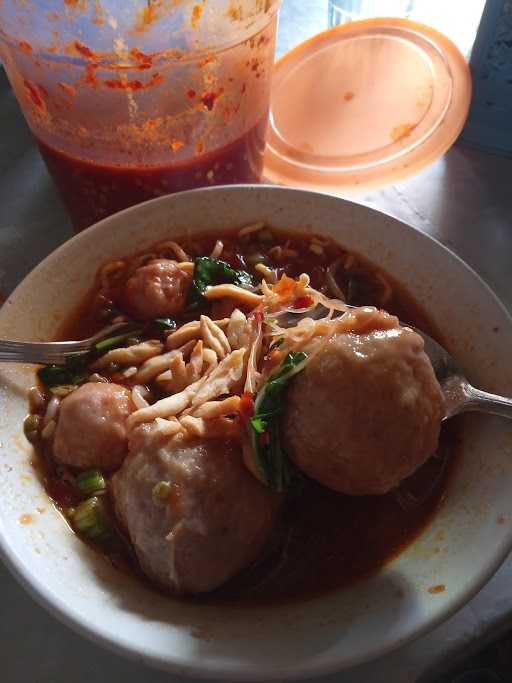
0, 340, 88, 365
462, 385, 512, 420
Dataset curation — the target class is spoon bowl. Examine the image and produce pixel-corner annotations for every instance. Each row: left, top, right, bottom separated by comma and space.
281, 303, 512, 421
420, 331, 512, 420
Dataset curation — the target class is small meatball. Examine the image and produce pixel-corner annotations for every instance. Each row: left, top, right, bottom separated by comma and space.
121, 259, 191, 321
53, 383, 133, 470
283, 309, 444, 495
112, 427, 280, 594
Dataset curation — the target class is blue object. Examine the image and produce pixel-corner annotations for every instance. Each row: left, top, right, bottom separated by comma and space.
461, 0, 512, 156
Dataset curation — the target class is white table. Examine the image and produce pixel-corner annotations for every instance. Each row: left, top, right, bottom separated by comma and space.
2, 2, 512, 681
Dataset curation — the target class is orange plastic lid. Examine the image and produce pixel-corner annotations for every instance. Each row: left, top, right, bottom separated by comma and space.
263, 18, 472, 193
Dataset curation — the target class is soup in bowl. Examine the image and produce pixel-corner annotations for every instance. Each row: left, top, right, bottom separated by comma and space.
1, 185, 512, 680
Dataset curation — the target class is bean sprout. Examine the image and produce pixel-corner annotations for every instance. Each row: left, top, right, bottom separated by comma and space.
43, 396, 60, 426
210, 240, 224, 259
326, 260, 346, 301
238, 221, 266, 237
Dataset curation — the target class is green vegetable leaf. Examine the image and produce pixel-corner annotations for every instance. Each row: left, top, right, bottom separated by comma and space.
250, 416, 268, 434
249, 351, 307, 492
38, 354, 89, 388
188, 256, 254, 310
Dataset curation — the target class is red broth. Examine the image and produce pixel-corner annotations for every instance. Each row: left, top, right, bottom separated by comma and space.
31, 227, 460, 605
38, 117, 267, 232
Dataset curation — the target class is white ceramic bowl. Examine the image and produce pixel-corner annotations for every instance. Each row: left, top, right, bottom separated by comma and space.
1, 186, 512, 681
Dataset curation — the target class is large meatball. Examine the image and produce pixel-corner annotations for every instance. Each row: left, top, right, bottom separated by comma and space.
283, 308, 444, 495
112, 427, 281, 594
53, 382, 133, 470
121, 259, 191, 321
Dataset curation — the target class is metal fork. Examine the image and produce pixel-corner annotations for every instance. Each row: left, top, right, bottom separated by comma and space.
0, 322, 141, 365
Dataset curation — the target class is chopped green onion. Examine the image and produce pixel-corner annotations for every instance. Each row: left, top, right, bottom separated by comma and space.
94, 334, 131, 354
23, 414, 41, 442
152, 481, 172, 506
152, 318, 177, 331
76, 469, 106, 496
72, 497, 110, 540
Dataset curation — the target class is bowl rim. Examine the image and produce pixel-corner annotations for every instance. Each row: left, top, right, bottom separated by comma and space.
2, 184, 512, 681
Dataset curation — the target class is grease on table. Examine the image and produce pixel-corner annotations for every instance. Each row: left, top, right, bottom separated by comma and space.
19, 513, 35, 525
428, 584, 446, 594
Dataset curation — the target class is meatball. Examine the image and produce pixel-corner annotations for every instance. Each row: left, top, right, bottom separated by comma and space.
283, 309, 444, 495
53, 382, 133, 470
121, 259, 191, 321
112, 427, 280, 594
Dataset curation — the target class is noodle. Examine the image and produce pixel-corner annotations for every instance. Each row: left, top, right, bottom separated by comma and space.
210, 240, 224, 259
200, 315, 231, 359
237, 221, 266, 237
154, 240, 190, 262
43, 396, 60, 426
255, 263, 277, 283
165, 319, 230, 350
203, 285, 263, 307
244, 317, 263, 394
91, 340, 163, 371
192, 396, 241, 419
98, 260, 127, 292
135, 341, 196, 383
131, 385, 150, 410
326, 260, 346, 301
41, 420, 56, 440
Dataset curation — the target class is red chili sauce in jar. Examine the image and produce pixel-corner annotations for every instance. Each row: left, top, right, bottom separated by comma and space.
38, 116, 267, 232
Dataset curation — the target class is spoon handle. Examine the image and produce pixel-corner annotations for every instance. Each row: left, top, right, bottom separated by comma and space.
463, 385, 512, 420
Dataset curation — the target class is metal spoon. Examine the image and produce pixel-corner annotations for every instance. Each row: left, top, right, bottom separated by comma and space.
0, 322, 141, 365
280, 306, 512, 421
418, 332, 512, 420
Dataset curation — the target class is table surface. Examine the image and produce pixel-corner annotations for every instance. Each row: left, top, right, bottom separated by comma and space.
2, 2, 512, 682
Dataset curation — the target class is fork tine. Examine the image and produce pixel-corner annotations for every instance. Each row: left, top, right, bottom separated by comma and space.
0, 321, 142, 366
